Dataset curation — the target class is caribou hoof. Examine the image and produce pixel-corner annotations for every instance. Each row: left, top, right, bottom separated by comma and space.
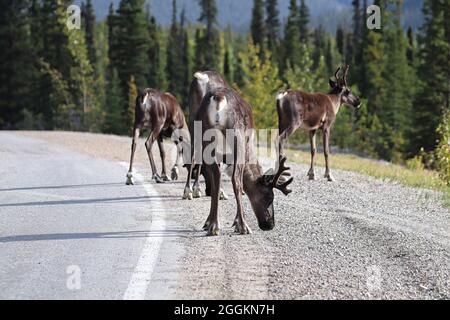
161, 174, 171, 182
207, 223, 220, 236
182, 187, 193, 200
203, 219, 211, 231
193, 187, 202, 198
171, 166, 179, 181
308, 172, 316, 181
325, 174, 335, 182
126, 172, 134, 185
219, 189, 229, 200
153, 174, 165, 184
234, 221, 252, 235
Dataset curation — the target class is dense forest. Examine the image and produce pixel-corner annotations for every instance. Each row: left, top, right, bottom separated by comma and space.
0, 0, 449, 182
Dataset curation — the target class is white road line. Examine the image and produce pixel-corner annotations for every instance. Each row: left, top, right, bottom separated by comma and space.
119, 163, 166, 300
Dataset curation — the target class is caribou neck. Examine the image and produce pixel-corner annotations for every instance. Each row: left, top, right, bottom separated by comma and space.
327, 93, 342, 115
242, 163, 263, 193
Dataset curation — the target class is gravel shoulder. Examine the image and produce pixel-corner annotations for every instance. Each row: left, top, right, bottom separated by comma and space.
15, 131, 450, 299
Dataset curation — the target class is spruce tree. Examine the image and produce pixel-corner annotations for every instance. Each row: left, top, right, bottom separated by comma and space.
298, 0, 310, 44
380, 0, 414, 160
0, 0, 38, 128
266, 0, 280, 58
167, 0, 185, 101
196, 0, 221, 70
114, 0, 150, 93
251, 0, 266, 59
104, 69, 124, 134
82, 0, 96, 67
239, 41, 282, 129
38, 0, 74, 128
127, 75, 138, 134
145, 6, 165, 90
283, 0, 301, 71
409, 0, 450, 156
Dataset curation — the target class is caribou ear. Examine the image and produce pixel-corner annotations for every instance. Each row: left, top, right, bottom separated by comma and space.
329, 79, 337, 88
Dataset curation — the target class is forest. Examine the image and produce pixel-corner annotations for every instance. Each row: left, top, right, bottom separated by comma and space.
0, 0, 449, 182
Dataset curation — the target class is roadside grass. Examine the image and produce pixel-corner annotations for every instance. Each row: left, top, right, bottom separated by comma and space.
281, 148, 450, 206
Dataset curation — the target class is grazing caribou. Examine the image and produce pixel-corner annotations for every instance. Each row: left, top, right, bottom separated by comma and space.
126, 88, 189, 185
182, 71, 230, 200
197, 87, 293, 236
277, 65, 361, 182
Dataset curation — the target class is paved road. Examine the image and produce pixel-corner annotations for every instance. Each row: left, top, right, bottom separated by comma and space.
0, 133, 175, 299
1, 132, 449, 300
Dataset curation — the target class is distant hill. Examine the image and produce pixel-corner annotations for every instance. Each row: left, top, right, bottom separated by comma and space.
77, 0, 424, 33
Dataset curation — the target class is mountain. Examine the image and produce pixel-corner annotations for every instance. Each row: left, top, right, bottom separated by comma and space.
76, 0, 424, 33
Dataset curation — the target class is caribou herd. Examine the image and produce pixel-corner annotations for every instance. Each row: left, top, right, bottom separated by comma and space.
125, 66, 361, 236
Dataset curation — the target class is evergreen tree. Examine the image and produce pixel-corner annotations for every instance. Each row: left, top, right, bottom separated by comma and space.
251, 0, 266, 59
352, 0, 362, 48
406, 27, 416, 66
127, 75, 138, 133
239, 40, 282, 129
312, 26, 326, 70
336, 26, 345, 61
0, 0, 38, 128
107, 2, 117, 78
196, 0, 221, 70
284, 44, 314, 93
266, 0, 280, 58
325, 38, 335, 75
379, 0, 414, 161
114, 0, 150, 95
38, 0, 74, 128
146, 8, 164, 89
283, 0, 301, 71
167, 0, 185, 101
298, 0, 310, 44
409, 0, 450, 156
81, 0, 96, 67
104, 69, 124, 134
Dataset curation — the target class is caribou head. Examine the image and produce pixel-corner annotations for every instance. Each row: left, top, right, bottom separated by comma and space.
245, 157, 293, 231
329, 65, 362, 109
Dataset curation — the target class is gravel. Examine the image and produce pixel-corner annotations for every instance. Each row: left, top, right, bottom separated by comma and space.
19, 131, 450, 300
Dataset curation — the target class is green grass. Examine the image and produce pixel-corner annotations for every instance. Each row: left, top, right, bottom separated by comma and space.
280, 148, 450, 206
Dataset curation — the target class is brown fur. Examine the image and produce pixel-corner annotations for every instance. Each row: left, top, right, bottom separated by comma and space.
278, 66, 361, 182
126, 88, 189, 184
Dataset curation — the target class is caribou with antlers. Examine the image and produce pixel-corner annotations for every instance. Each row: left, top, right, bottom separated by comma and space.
126, 88, 189, 185
277, 65, 361, 182
196, 87, 293, 236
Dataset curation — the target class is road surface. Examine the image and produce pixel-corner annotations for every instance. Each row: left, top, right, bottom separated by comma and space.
0, 131, 449, 299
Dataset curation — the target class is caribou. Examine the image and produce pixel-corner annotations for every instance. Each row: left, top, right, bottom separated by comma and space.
182, 71, 230, 200
196, 87, 293, 236
277, 65, 361, 182
126, 88, 189, 185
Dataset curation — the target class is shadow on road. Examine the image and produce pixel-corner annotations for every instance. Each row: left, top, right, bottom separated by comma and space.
0, 182, 138, 192
0, 195, 183, 207
0, 229, 199, 243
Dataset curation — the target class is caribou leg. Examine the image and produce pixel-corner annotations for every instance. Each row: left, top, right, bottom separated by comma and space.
203, 163, 221, 236
232, 163, 251, 235
182, 161, 195, 200
126, 127, 140, 185
171, 140, 182, 181
192, 164, 203, 198
308, 130, 317, 181
157, 137, 171, 181
323, 127, 334, 182
145, 127, 164, 184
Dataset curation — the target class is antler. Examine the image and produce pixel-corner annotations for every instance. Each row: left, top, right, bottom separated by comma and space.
271, 157, 294, 196
343, 65, 350, 87
334, 67, 341, 82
